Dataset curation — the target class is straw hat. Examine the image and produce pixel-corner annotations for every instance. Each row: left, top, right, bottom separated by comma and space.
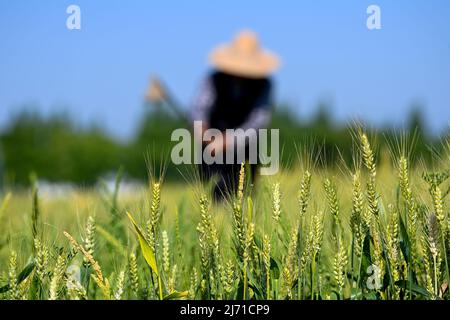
209, 30, 280, 78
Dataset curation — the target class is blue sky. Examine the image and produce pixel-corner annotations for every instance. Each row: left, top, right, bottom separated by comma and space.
1, 0, 449, 138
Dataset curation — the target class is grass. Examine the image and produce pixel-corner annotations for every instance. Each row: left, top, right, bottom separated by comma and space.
0, 132, 449, 300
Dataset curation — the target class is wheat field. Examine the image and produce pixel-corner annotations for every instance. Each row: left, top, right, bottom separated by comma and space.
0, 133, 449, 300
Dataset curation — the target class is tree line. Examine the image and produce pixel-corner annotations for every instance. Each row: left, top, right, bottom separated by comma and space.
0, 105, 445, 186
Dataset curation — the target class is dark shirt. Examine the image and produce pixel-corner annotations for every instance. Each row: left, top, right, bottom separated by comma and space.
191, 71, 272, 131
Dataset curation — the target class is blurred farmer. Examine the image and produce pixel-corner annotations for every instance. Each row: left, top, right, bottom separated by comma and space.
191, 30, 280, 200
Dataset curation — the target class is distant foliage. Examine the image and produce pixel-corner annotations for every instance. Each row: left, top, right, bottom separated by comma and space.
0, 106, 446, 185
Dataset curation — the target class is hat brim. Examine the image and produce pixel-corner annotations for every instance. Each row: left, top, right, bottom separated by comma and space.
209, 44, 280, 78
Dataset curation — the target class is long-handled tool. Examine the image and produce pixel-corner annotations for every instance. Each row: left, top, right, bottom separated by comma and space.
145, 76, 191, 125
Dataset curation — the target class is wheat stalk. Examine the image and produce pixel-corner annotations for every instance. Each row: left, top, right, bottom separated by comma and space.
385, 204, 400, 298
262, 234, 271, 299
398, 156, 419, 270
282, 224, 299, 299
162, 230, 170, 274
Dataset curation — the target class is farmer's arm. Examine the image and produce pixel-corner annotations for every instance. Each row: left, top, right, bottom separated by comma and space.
190, 76, 216, 140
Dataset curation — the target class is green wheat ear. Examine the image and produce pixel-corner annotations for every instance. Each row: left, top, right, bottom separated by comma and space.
49, 254, 66, 300
83, 215, 96, 267
351, 171, 365, 257
298, 170, 311, 219
361, 133, 376, 177
128, 252, 140, 297
8, 251, 19, 300
271, 182, 281, 222
113, 270, 125, 300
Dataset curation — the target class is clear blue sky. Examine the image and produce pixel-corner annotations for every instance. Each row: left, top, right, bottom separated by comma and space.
1, 0, 449, 138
